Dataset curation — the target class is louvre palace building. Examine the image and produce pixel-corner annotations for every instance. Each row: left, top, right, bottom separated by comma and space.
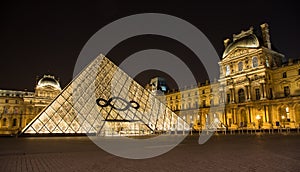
161, 23, 300, 131
0, 23, 300, 136
0, 75, 61, 135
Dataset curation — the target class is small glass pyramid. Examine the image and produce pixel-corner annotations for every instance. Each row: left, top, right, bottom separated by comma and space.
21, 54, 189, 135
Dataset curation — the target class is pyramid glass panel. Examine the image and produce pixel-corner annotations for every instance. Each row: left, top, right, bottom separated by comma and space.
21, 54, 189, 135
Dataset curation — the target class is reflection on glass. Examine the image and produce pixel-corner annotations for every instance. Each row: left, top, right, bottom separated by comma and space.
22, 55, 189, 135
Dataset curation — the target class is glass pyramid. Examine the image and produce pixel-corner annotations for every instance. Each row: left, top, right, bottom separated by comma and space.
21, 54, 189, 135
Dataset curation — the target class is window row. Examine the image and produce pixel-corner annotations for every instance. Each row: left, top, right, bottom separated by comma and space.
225, 57, 258, 76
282, 69, 300, 78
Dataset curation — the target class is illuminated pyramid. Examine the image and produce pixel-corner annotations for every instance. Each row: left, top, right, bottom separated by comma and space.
21, 54, 189, 135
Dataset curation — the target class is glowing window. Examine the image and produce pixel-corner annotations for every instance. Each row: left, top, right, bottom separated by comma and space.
225, 65, 230, 76
252, 57, 258, 68
238, 62, 243, 71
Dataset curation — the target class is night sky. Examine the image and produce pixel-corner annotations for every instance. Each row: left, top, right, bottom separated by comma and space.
0, 1, 299, 91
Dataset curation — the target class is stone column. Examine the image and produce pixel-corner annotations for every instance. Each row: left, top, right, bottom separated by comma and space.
229, 89, 232, 103
264, 105, 268, 122
248, 85, 251, 100
260, 83, 264, 99
245, 86, 249, 100
232, 108, 235, 124
236, 108, 239, 125
260, 83, 266, 99
263, 83, 266, 98
248, 107, 252, 123
231, 88, 235, 103
221, 91, 225, 104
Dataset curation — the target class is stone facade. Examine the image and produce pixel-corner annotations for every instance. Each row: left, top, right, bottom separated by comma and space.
0, 75, 61, 135
161, 23, 300, 130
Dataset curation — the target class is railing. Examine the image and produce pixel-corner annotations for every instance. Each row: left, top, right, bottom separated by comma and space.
199, 126, 300, 135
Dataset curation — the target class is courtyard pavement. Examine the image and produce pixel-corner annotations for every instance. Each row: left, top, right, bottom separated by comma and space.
0, 134, 300, 172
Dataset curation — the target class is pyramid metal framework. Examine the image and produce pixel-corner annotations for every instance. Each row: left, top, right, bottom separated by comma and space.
21, 54, 189, 135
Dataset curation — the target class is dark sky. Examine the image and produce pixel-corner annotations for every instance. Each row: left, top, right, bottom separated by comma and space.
0, 1, 299, 91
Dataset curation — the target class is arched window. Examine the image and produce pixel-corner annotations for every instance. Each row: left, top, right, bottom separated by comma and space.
2, 118, 7, 126
238, 62, 243, 71
12, 118, 17, 127
238, 89, 245, 103
252, 57, 258, 68
279, 106, 290, 122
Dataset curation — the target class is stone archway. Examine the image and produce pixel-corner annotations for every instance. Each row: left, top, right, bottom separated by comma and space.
294, 104, 300, 123
278, 105, 290, 123
240, 109, 247, 127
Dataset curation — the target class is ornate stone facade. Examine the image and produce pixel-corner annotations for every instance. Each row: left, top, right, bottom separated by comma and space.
1, 23, 299, 135
0, 75, 61, 135
163, 23, 300, 130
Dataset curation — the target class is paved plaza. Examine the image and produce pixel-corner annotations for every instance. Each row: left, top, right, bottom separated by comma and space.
0, 134, 300, 172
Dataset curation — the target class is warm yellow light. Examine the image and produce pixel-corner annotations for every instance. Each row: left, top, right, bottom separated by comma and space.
256, 115, 261, 120
281, 115, 285, 119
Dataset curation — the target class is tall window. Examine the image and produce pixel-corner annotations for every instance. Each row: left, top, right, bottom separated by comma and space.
210, 99, 214, 106
269, 88, 273, 99
284, 86, 290, 97
3, 107, 8, 114
238, 89, 245, 103
238, 61, 243, 71
12, 118, 17, 127
255, 88, 260, 100
2, 118, 7, 126
202, 100, 206, 107
298, 69, 300, 75
227, 93, 231, 103
226, 65, 230, 76
252, 57, 258, 68
283, 72, 287, 78
195, 102, 198, 108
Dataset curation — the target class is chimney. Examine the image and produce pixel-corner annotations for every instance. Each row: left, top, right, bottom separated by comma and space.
260, 23, 271, 49
288, 58, 293, 65
223, 38, 230, 48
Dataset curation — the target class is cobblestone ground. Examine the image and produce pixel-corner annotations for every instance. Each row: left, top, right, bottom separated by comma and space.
0, 134, 300, 172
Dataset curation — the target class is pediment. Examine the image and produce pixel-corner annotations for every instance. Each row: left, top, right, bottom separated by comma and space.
222, 47, 260, 61
279, 80, 291, 85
